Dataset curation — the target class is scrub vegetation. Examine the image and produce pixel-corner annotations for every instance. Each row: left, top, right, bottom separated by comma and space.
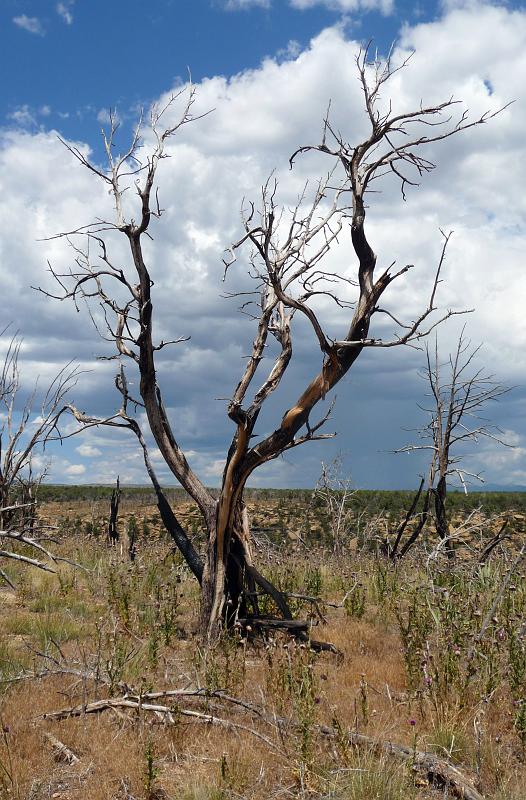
0, 36, 519, 800
1, 491, 525, 800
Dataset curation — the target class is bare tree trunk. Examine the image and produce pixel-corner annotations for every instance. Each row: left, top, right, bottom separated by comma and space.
201, 492, 252, 636
0, 484, 9, 531
108, 476, 120, 546
398, 486, 432, 559
25, 485, 36, 535
201, 493, 290, 637
389, 477, 426, 559
434, 476, 455, 560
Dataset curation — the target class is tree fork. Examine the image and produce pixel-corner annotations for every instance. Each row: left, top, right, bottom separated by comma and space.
42, 52, 502, 642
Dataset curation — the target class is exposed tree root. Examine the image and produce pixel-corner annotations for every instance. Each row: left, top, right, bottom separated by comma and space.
237, 617, 308, 632
236, 615, 342, 656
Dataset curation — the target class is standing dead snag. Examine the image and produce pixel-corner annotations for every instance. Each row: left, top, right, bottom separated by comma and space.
0, 328, 79, 585
313, 457, 355, 555
39, 48, 502, 638
0, 329, 76, 524
107, 476, 120, 546
395, 330, 510, 559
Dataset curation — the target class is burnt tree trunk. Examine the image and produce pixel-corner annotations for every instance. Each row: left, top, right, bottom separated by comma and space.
201, 495, 291, 637
434, 476, 455, 560
108, 476, 120, 546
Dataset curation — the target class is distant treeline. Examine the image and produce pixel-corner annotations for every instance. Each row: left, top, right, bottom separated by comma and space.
36, 484, 525, 516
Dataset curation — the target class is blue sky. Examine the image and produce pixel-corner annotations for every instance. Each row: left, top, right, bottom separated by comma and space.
2, 0, 438, 141
0, 0, 525, 489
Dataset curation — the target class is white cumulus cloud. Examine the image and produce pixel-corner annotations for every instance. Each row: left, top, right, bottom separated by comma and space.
75, 444, 102, 458
7, 105, 53, 129
0, 3, 524, 488
64, 464, 87, 476
7, 106, 37, 127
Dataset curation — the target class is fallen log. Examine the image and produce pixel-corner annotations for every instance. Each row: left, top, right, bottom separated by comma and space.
41, 696, 282, 755
41, 687, 485, 799
43, 731, 80, 765
331, 728, 484, 800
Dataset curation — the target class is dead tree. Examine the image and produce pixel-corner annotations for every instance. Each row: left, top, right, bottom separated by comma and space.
313, 456, 355, 555
0, 328, 78, 585
0, 329, 77, 531
396, 329, 510, 559
0, 503, 60, 588
384, 476, 429, 560
39, 47, 503, 638
107, 476, 120, 546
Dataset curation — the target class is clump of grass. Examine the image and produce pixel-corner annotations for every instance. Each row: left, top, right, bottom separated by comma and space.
93, 613, 145, 694
178, 784, 225, 800
193, 631, 247, 694
344, 583, 366, 618
143, 738, 161, 800
174, 750, 254, 800
265, 641, 320, 781
492, 786, 526, 800
0, 640, 31, 687
429, 722, 471, 764
3, 611, 87, 648
104, 558, 184, 641
327, 751, 417, 800
28, 594, 91, 619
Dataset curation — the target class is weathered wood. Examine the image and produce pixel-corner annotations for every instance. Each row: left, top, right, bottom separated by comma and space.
236, 615, 342, 655
237, 617, 309, 632
337, 729, 485, 800
41, 696, 281, 754
107, 476, 120, 545
43, 731, 80, 765
42, 688, 484, 800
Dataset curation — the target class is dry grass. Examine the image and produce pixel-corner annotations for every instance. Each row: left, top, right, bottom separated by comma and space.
1, 497, 526, 799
